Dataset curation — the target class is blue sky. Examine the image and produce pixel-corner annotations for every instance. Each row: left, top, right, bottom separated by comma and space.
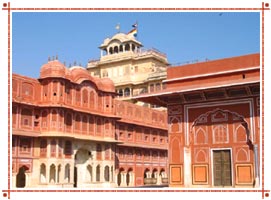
12, 12, 260, 78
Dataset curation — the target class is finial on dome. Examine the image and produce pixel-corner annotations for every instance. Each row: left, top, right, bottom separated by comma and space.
48, 56, 51, 62
56, 54, 58, 60
74, 61, 77, 66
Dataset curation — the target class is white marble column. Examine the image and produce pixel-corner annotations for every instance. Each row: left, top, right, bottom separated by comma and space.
120, 172, 126, 187
184, 147, 191, 187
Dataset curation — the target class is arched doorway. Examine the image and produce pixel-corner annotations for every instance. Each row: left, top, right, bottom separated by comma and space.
16, 165, 28, 188
126, 168, 133, 186
117, 168, 125, 186
151, 168, 158, 184
143, 168, 151, 185
74, 148, 91, 187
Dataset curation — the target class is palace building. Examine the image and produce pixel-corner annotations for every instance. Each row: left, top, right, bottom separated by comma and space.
135, 53, 260, 187
86, 32, 168, 107
12, 59, 168, 188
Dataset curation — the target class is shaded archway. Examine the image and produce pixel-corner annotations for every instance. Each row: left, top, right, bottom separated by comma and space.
16, 165, 29, 188
40, 164, 46, 183
104, 165, 110, 182
117, 168, 125, 186
143, 168, 151, 185
126, 168, 133, 186
74, 148, 91, 187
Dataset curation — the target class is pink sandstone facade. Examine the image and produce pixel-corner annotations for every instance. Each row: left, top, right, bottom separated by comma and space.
135, 53, 260, 188
12, 59, 168, 188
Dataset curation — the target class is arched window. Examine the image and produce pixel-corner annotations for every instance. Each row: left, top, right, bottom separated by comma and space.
119, 45, 123, 52
75, 87, 81, 104
51, 110, 57, 128
114, 46, 119, 54
41, 110, 48, 128
109, 47, 113, 54
50, 140, 56, 157
40, 164, 46, 183
124, 88, 130, 97
96, 165, 100, 182
43, 80, 49, 98
155, 83, 161, 91
40, 139, 47, 157
105, 144, 110, 160
86, 165, 92, 182
65, 113, 72, 131
89, 91, 95, 108
82, 115, 87, 133
119, 89, 123, 97
96, 144, 102, 160
213, 124, 228, 144
104, 166, 110, 182
144, 168, 150, 179
64, 141, 72, 155
58, 139, 62, 157
65, 84, 72, 104
82, 89, 88, 106
21, 108, 32, 127
96, 118, 102, 134
150, 84, 154, 92
125, 44, 130, 51
19, 137, 31, 153
64, 164, 70, 183
75, 114, 81, 132
131, 44, 135, 51
89, 116, 94, 134
49, 164, 56, 183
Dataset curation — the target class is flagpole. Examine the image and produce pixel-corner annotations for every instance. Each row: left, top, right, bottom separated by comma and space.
132, 21, 139, 40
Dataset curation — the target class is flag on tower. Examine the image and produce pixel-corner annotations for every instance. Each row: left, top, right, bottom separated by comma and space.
127, 28, 137, 37
132, 22, 138, 28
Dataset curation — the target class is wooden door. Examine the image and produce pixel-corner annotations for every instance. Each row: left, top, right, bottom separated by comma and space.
213, 150, 232, 186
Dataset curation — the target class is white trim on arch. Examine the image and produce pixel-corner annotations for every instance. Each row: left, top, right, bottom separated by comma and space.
184, 98, 255, 146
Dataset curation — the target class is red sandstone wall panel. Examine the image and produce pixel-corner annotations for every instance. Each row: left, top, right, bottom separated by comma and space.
169, 164, 183, 185
192, 164, 209, 185
235, 164, 254, 185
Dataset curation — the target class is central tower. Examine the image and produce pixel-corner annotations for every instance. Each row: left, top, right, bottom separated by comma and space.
87, 32, 169, 107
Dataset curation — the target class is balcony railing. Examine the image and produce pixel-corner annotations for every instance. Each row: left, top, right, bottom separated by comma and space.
87, 48, 168, 67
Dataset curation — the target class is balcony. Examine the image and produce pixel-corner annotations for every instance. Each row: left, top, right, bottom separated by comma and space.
87, 48, 168, 68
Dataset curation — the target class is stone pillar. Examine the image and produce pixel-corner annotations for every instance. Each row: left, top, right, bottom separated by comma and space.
115, 173, 118, 186
184, 147, 192, 187
46, 163, 50, 184
100, 165, 104, 182
120, 172, 126, 187
157, 174, 162, 185
93, 164, 96, 183
254, 144, 260, 187
130, 172, 134, 186
70, 162, 74, 186
54, 166, 57, 184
